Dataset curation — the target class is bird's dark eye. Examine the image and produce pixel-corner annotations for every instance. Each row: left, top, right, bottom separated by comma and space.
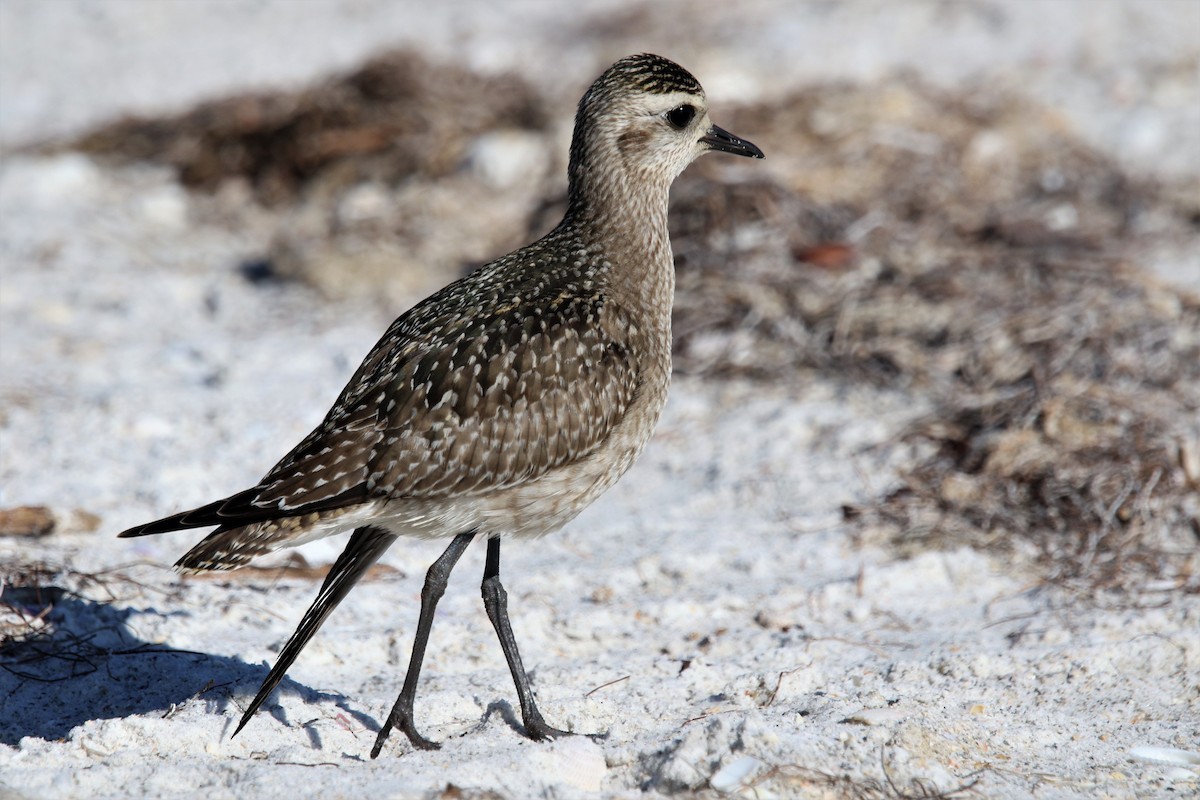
666, 104, 696, 129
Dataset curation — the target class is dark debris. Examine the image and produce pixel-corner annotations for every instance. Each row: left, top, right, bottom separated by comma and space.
59, 49, 548, 206
668, 79, 1200, 589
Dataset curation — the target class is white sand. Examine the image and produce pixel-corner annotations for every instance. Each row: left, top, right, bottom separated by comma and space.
2, 2, 1197, 798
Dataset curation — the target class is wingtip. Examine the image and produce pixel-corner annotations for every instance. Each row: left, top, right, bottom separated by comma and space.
116, 522, 155, 538
231, 711, 254, 740
115, 490, 250, 539
116, 513, 190, 538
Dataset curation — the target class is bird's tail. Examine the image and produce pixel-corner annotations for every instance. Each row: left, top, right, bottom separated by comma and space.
172, 522, 295, 573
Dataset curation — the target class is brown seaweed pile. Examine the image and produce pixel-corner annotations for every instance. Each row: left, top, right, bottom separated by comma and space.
668, 80, 1200, 589
65, 49, 548, 206
56, 49, 559, 305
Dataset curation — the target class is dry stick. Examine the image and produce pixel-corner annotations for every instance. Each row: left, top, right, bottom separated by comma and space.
584, 674, 630, 697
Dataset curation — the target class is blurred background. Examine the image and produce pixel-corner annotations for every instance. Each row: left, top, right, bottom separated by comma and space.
4, 0, 1199, 179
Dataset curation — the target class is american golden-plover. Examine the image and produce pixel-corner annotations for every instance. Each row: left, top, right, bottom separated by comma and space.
121, 53, 763, 756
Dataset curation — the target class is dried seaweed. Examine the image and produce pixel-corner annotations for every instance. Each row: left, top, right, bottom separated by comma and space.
1, 559, 142, 673
668, 79, 1200, 588
59, 49, 547, 206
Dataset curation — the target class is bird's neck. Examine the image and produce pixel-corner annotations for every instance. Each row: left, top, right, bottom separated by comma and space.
564, 155, 675, 339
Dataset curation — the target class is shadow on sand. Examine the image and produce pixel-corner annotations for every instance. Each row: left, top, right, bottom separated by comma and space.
0, 585, 375, 747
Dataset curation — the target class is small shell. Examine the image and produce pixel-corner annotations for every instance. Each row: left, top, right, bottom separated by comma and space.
842, 706, 909, 725
1129, 746, 1200, 768
710, 755, 764, 793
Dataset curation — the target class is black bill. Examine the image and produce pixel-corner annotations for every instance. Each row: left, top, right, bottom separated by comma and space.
701, 125, 765, 159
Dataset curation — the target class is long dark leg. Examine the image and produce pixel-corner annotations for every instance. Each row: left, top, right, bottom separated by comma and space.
481, 536, 570, 740
232, 525, 397, 737
371, 531, 475, 757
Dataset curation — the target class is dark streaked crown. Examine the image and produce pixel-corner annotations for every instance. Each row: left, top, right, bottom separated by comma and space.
596, 53, 704, 96
576, 54, 705, 115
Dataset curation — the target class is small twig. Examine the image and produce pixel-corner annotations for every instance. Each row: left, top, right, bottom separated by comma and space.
585, 674, 629, 697
763, 666, 807, 707
682, 707, 741, 726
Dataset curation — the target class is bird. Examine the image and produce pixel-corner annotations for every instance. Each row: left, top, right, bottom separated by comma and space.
119, 53, 763, 757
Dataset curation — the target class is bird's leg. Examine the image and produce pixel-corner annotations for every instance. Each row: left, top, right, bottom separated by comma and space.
481, 536, 571, 741
371, 531, 475, 757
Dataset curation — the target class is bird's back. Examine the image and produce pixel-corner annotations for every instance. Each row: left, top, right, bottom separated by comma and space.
270, 217, 669, 510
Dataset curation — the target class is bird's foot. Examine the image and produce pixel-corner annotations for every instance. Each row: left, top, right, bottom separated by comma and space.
370, 711, 441, 758
401, 719, 442, 752
522, 710, 574, 742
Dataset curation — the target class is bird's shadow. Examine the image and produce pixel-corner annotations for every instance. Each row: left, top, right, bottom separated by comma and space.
0, 584, 374, 747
